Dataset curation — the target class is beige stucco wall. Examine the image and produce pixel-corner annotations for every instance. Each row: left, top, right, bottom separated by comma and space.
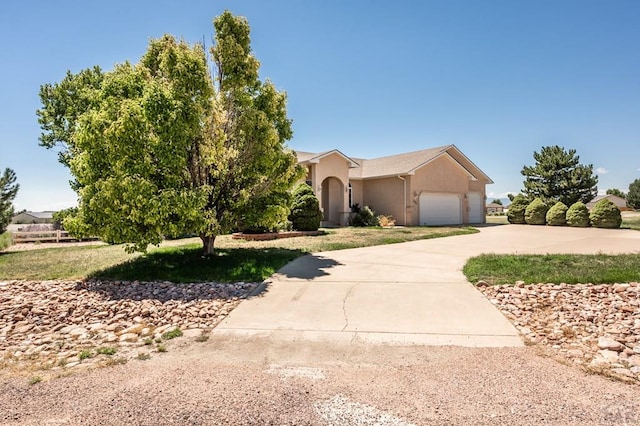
350, 180, 364, 208
312, 153, 351, 225
362, 177, 408, 225
408, 155, 475, 225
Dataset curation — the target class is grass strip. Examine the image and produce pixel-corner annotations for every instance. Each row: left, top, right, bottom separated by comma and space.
0, 226, 476, 283
464, 253, 640, 285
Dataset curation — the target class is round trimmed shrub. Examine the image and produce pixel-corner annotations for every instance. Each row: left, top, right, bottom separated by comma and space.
566, 202, 590, 227
289, 183, 322, 231
589, 198, 622, 229
507, 195, 528, 224
546, 201, 568, 226
524, 198, 548, 225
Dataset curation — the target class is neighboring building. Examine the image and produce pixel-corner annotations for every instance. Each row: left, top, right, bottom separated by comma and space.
586, 194, 630, 211
10, 211, 55, 224
296, 144, 493, 226
486, 203, 505, 214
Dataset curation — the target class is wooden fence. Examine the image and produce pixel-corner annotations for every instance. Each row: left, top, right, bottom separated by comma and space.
11, 230, 78, 243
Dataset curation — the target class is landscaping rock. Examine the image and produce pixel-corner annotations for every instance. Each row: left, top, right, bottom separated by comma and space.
0, 279, 259, 372
478, 281, 640, 383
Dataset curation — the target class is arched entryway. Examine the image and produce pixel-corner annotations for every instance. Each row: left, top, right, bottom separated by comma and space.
321, 177, 344, 225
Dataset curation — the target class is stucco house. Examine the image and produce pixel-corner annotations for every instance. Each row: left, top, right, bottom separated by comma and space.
296, 145, 493, 226
586, 194, 629, 211
10, 211, 55, 224
485, 202, 505, 214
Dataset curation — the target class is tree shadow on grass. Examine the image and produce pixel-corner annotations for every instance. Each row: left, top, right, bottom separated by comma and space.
88, 246, 306, 286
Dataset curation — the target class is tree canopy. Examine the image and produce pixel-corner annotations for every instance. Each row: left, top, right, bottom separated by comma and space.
37, 11, 302, 255
521, 145, 597, 206
606, 188, 626, 199
0, 168, 19, 233
628, 179, 640, 210
490, 198, 502, 205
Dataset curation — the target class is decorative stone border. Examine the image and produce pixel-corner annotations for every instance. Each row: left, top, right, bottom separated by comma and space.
232, 230, 325, 241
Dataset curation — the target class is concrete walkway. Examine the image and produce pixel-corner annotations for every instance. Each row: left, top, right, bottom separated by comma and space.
215, 225, 640, 347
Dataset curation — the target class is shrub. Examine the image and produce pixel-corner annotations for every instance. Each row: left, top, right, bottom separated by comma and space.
348, 205, 379, 227
524, 198, 548, 225
0, 232, 11, 251
546, 201, 568, 226
566, 202, 590, 227
589, 199, 622, 228
377, 215, 395, 227
288, 183, 322, 231
507, 195, 528, 224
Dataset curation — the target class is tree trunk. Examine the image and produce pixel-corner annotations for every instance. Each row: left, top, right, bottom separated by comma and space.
201, 234, 216, 256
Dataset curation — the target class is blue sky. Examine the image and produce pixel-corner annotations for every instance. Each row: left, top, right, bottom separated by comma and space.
1, 0, 639, 210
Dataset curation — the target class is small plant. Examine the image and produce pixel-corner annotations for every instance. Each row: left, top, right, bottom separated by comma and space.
195, 332, 210, 343
78, 349, 93, 361
155, 337, 163, 344
29, 376, 42, 385
104, 357, 127, 367
524, 198, 549, 225
546, 201, 568, 226
136, 353, 151, 361
144, 338, 153, 345
162, 328, 183, 340
590, 198, 622, 229
97, 347, 117, 356
57, 358, 68, 367
377, 215, 396, 227
348, 205, 379, 227
156, 344, 167, 353
566, 202, 590, 227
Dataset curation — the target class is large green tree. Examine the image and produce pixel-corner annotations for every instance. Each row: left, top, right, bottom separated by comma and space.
0, 168, 19, 233
37, 12, 301, 255
628, 179, 640, 210
606, 188, 626, 199
521, 146, 597, 205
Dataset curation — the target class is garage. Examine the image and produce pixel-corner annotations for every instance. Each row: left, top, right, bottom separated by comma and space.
467, 192, 484, 223
419, 193, 462, 226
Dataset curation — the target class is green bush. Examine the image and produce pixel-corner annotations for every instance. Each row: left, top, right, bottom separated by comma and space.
566, 202, 590, 227
524, 198, 548, 225
348, 205, 379, 227
288, 183, 322, 231
0, 232, 11, 251
507, 195, 528, 224
589, 199, 622, 229
546, 201, 568, 226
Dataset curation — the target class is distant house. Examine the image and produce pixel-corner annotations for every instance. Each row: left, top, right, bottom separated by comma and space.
296, 144, 493, 226
485, 203, 504, 214
11, 211, 55, 224
586, 195, 629, 211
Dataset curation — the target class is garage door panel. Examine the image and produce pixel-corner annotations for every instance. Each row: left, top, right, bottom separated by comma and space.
419, 194, 461, 226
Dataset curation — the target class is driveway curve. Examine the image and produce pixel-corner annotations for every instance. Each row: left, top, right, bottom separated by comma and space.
216, 225, 640, 347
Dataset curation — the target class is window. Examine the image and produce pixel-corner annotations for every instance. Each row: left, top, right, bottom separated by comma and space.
348, 183, 352, 207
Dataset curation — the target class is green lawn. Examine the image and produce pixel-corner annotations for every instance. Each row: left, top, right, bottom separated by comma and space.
463, 253, 640, 285
0, 226, 476, 283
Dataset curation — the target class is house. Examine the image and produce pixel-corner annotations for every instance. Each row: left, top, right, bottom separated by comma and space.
11, 211, 55, 224
485, 203, 504, 214
296, 144, 493, 226
586, 194, 629, 211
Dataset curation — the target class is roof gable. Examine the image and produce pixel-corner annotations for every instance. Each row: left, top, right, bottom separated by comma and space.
296, 149, 359, 168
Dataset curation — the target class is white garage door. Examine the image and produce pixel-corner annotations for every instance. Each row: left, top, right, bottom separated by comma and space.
468, 192, 484, 223
419, 194, 461, 226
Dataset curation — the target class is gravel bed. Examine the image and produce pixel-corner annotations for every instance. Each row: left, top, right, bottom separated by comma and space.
478, 281, 640, 383
0, 279, 258, 376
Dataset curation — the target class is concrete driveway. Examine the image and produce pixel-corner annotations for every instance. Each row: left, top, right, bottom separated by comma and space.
215, 225, 640, 347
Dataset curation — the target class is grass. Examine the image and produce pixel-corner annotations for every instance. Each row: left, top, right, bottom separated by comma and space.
464, 253, 640, 285
28, 376, 42, 385
96, 347, 117, 356
622, 216, 640, 230
0, 232, 11, 251
161, 328, 183, 340
0, 226, 475, 282
78, 349, 93, 360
